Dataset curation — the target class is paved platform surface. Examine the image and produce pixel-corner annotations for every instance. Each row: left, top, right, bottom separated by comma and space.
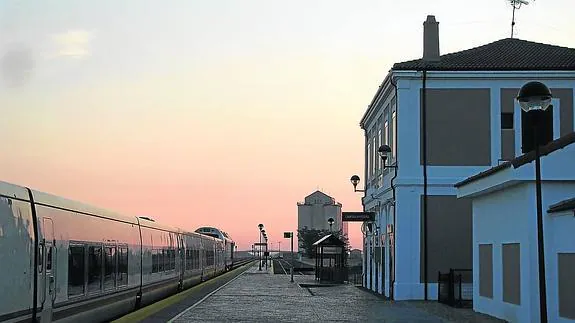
169, 263, 503, 323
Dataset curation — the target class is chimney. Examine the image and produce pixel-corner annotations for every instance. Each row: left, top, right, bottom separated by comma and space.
423, 15, 440, 62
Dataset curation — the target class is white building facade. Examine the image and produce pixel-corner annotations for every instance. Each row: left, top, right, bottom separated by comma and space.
455, 132, 575, 322
297, 190, 347, 252
358, 14, 575, 301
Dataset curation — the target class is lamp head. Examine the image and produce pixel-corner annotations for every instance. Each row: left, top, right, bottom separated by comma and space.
350, 175, 360, 188
378, 144, 392, 162
517, 81, 552, 112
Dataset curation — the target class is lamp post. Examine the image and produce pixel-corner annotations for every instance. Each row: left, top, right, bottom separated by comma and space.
350, 174, 367, 287
516, 81, 552, 323
258, 224, 264, 271
262, 230, 267, 270
264, 236, 268, 269
328, 217, 334, 232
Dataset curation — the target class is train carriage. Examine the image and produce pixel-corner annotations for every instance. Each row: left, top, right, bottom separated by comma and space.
0, 180, 236, 323
194, 227, 235, 270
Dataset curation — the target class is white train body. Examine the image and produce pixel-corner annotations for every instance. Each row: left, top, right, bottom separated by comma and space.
0, 181, 235, 323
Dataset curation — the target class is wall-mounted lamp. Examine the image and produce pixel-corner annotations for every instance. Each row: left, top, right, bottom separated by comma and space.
350, 175, 365, 192
378, 144, 397, 169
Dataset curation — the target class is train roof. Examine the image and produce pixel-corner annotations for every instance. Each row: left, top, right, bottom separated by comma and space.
0, 181, 31, 201
1, 180, 231, 240
31, 188, 140, 225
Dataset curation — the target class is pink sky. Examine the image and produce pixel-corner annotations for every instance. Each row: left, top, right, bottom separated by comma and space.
2, 0, 573, 250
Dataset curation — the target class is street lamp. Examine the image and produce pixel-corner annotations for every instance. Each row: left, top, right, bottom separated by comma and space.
350, 175, 365, 192
258, 224, 264, 271
328, 217, 334, 232
516, 81, 552, 323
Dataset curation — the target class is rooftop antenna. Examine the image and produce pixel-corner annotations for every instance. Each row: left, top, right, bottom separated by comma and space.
509, 0, 531, 38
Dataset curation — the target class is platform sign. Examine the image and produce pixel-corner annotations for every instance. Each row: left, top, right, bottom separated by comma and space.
283, 232, 292, 238
254, 242, 267, 246
342, 211, 375, 222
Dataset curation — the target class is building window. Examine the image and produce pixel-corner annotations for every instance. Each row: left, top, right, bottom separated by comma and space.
558, 253, 575, 319
478, 244, 493, 298
502, 243, 521, 305
377, 129, 382, 170
391, 110, 397, 160
372, 136, 377, 174
501, 112, 514, 130
384, 120, 389, 146
367, 142, 371, 179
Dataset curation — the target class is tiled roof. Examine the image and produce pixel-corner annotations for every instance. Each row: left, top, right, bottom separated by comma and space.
454, 132, 575, 188
393, 38, 575, 71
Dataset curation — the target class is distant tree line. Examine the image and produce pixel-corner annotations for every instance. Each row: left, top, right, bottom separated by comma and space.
296, 227, 350, 258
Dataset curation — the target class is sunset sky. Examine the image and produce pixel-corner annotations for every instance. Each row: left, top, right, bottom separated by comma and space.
1, 0, 574, 250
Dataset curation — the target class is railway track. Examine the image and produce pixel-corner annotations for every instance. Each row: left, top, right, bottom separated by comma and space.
231, 258, 255, 270
273, 258, 310, 276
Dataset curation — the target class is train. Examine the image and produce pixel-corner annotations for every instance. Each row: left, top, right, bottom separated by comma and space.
0, 180, 238, 323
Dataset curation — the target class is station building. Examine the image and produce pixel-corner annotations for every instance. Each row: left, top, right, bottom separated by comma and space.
358, 14, 575, 301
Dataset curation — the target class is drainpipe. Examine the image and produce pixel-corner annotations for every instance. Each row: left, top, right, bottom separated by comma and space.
389, 77, 399, 300
363, 128, 368, 287
421, 69, 429, 301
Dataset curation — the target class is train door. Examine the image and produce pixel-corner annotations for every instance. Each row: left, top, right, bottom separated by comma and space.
40, 218, 56, 323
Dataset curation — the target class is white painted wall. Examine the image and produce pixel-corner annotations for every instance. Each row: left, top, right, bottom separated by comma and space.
471, 181, 575, 323
459, 141, 575, 322
472, 183, 535, 323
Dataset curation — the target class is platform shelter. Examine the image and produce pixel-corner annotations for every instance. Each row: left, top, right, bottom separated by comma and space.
313, 234, 347, 283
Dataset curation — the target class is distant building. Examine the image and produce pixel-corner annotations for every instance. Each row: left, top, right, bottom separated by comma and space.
297, 190, 348, 252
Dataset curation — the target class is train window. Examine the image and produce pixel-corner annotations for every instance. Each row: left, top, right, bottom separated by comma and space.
196, 250, 200, 269
170, 249, 176, 270
118, 247, 128, 286
68, 244, 85, 296
152, 249, 158, 273
38, 245, 43, 273
104, 246, 116, 290
46, 246, 53, 271
159, 249, 165, 272
88, 245, 103, 293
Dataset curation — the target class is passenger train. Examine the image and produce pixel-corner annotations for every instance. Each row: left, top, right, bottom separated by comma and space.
0, 180, 237, 323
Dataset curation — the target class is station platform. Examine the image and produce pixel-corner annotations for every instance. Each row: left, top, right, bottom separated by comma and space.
116, 262, 504, 322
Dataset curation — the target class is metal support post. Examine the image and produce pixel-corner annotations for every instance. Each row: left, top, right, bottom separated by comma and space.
259, 233, 262, 271
290, 232, 294, 283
